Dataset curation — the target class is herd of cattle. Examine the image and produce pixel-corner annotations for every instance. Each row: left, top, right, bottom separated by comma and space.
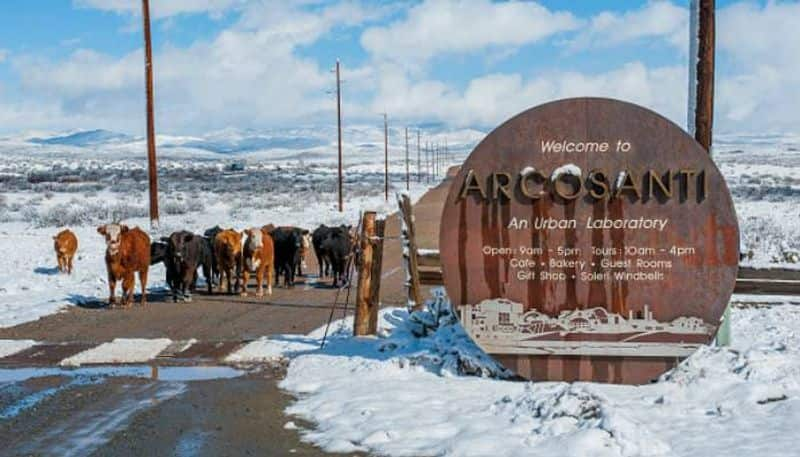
53, 223, 356, 307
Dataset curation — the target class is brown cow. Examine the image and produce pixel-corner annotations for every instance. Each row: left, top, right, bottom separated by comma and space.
213, 229, 243, 294
241, 227, 275, 297
53, 229, 78, 274
97, 224, 150, 307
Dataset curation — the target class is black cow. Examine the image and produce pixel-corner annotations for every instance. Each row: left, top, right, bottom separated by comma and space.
150, 241, 168, 266
162, 231, 213, 302
203, 226, 224, 286
270, 226, 303, 287
312, 225, 333, 278
320, 225, 353, 288
150, 241, 177, 293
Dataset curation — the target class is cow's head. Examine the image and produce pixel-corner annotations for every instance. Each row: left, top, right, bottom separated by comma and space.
97, 224, 128, 255
291, 229, 303, 249
244, 228, 263, 252
165, 232, 194, 265
301, 232, 312, 251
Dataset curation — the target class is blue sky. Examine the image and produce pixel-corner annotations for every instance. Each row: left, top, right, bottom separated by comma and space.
0, 0, 797, 135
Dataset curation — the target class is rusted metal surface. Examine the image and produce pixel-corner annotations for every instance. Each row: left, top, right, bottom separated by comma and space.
439, 98, 739, 384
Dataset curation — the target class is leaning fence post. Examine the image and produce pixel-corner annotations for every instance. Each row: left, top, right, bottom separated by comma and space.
368, 218, 385, 334
397, 193, 424, 311
355, 211, 377, 336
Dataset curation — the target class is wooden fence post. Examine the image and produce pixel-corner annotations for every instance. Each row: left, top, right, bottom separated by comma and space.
368, 219, 385, 334
354, 212, 383, 336
398, 193, 424, 311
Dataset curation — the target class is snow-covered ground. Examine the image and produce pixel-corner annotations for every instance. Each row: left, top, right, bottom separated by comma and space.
0, 128, 799, 455
0, 125, 468, 328
228, 294, 800, 457
0, 130, 799, 327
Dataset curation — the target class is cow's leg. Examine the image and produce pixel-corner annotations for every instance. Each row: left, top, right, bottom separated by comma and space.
139, 266, 149, 306
107, 273, 117, 307
241, 268, 250, 297
183, 269, 195, 302
254, 266, 263, 298
122, 272, 135, 307
202, 262, 212, 295
235, 258, 242, 294
67, 255, 74, 274
267, 263, 273, 296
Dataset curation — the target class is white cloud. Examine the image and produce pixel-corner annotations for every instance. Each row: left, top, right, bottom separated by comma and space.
8, 1, 381, 133
73, 0, 245, 19
361, 0, 580, 65
567, 1, 688, 51
4, 0, 800, 135
371, 62, 686, 129
713, 1, 800, 132
0, 49, 8, 63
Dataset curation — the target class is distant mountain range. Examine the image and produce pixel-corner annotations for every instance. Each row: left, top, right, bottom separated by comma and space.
29, 129, 138, 147
20, 126, 487, 157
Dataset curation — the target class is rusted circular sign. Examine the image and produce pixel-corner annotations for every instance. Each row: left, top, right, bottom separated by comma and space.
439, 98, 739, 384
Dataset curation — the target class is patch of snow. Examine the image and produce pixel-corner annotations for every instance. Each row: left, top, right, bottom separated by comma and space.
615, 170, 628, 189
0, 339, 37, 358
60, 338, 172, 366
551, 163, 582, 182
226, 336, 319, 363
273, 293, 800, 457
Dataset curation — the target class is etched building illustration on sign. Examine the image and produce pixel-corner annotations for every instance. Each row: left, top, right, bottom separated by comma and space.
460, 299, 715, 357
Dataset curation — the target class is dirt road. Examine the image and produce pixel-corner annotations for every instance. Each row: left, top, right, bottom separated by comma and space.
0, 173, 456, 457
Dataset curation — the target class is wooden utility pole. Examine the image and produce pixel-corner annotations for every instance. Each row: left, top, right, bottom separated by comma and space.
404, 127, 410, 191
691, 0, 725, 345
354, 211, 382, 336
434, 143, 439, 179
694, 0, 715, 152
142, 0, 159, 227
444, 139, 449, 171
336, 59, 344, 212
416, 129, 421, 182
424, 142, 429, 183
383, 113, 388, 201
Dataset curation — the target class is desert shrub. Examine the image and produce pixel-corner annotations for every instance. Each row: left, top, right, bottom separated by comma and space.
24, 200, 148, 228
162, 199, 204, 215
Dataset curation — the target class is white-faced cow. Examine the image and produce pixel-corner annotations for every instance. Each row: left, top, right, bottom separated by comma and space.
97, 224, 150, 307
241, 227, 275, 297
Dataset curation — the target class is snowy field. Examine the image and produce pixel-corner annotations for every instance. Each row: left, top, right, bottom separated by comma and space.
0, 128, 799, 455
218, 292, 799, 457
0, 129, 798, 328
0, 125, 478, 327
